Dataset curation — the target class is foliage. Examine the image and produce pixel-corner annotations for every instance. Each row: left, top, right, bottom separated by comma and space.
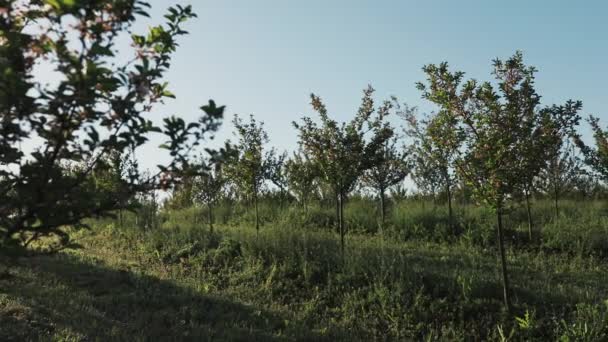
285, 151, 319, 210
575, 115, 608, 183
402, 103, 460, 232
400, 106, 443, 202
0, 1, 224, 245
193, 155, 228, 208
536, 142, 583, 217
417, 51, 582, 312
225, 114, 273, 231
293, 86, 393, 199
293, 85, 394, 255
266, 149, 290, 202
165, 173, 196, 210
361, 132, 410, 226
417, 52, 578, 212
226, 115, 270, 198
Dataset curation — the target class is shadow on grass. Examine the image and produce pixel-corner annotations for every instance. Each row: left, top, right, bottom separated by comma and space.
3, 225, 605, 341
0, 250, 321, 341
352, 240, 607, 311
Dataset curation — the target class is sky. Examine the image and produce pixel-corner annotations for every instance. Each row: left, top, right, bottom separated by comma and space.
68, 1, 608, 182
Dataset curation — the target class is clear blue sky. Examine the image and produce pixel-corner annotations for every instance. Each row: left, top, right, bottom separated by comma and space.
134, 0, 607, 175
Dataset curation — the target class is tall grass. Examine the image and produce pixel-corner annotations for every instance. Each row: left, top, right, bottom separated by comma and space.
42, 196, 606, 339
137, 197, 608, 256
89, 197, 608, 340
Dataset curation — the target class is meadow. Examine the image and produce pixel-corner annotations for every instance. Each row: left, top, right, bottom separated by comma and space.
2, 198, 608, 341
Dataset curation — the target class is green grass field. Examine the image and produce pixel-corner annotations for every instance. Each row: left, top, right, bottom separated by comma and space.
2, 199, 608, 341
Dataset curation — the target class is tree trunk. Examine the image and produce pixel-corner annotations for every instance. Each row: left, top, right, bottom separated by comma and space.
254, 183, 260, 234
496, 206, 512, 313
462, 183, 467, 206
379, 188, 386, 236
339, 192, 345, 260
208, 202, 213, 233
335, 190, 340, 234
525, 189, 533, 241
446, 181, 454, 235
554, 183, 559, 223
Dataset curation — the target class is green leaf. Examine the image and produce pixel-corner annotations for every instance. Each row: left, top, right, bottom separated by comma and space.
45, 0, 76, 10
162, 89, 176, 99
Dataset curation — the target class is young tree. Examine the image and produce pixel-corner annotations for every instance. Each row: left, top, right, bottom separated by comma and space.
266, 150, 289, 207
166, 174, 196, 210
537, 142, 582, 222
402, 106, 457, 232
571, 171, 602, 200
106, 149, 139, 228
519, 103, 580, 237
361, 134, 410, 232
408, 142, 444, 204
573, 116, 608, 189
417, 52, 581, 312
193, 153, 228, 233
0, 2, 224, 245
293, 85, 393, 257
226, 114, 272, 233
285, 152, 318, 213
134, 173, 160, 232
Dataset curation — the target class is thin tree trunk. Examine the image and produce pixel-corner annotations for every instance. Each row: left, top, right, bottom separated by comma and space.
554, 183, 559, 222
525, 189, 533, 241
208, 202, 213, 233
339, 192, 345, 260
254, 183, 260, 234
460, 184, 466, 216
379, 188, 386, 236
335, 190, 340, 234
496, 206, 512, 313
150, 190, 157, 231
446, 181, 454, 235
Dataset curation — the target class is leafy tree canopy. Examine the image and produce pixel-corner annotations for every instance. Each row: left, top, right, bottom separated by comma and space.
0, 1, 223, 245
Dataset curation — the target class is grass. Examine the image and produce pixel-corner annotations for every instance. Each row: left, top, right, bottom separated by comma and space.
1, 199, 608, 340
